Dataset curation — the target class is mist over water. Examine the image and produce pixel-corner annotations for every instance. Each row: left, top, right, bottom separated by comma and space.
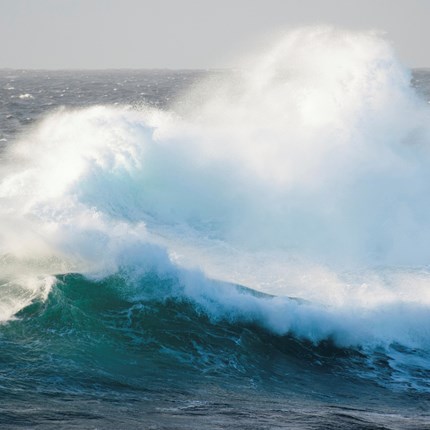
1, 27, 430, 428
2, 28, 430, 334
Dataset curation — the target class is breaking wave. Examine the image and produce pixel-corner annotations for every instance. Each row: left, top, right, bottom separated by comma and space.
1, 27, 430, 392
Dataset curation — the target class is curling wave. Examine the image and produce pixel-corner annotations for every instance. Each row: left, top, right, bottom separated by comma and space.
1, 28, 430, 391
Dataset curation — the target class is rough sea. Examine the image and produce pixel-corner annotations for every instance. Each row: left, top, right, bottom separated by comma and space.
1, 28, 430, 429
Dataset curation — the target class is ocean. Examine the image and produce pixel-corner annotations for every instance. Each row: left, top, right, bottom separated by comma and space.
1, 28, 430, 429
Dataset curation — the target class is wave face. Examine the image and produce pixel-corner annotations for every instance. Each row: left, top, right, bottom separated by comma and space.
1, 27, 430, 427
1, 272, 430, 428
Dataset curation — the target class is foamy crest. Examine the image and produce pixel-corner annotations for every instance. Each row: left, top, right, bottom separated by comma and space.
0, 273, 54, 322
0, 27, 430, 365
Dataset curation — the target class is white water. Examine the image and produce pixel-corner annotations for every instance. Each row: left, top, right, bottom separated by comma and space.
1, 28, 430, 365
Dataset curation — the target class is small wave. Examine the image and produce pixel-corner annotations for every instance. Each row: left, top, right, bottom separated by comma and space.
18, 93, 34, 100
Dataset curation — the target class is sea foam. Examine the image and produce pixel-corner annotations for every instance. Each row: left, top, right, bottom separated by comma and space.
1, 28, 430, 360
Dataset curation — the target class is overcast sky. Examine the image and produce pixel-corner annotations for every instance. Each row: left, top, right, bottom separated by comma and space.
1, 0, 429, 69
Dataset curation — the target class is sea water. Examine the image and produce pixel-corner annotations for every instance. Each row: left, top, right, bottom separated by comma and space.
1, 28, 430, 429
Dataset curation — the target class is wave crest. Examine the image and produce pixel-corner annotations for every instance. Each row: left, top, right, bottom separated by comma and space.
1, 28, 430, 379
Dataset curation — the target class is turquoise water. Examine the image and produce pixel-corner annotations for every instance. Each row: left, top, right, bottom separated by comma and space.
2, 272, 429, 428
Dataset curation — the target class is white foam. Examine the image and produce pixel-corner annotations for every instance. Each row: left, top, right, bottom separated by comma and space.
0, 275, 54, 322
0, 28, 430, 360
18, 93, 34, 100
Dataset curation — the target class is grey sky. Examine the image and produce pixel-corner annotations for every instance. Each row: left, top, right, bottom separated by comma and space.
1, 0, 429, 69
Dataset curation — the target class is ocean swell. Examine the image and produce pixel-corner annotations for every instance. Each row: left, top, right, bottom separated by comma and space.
1, 28, 430, 386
